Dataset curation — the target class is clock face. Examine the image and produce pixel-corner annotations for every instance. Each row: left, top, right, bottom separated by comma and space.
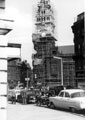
41, 32, 46, 37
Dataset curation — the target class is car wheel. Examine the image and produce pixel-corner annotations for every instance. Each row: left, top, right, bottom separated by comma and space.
70, 107, 76, 113
47, 102, 50, 108
49, 102, 55, 109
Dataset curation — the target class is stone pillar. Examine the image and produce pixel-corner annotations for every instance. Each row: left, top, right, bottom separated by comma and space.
0, 1, 6, 120
0, 36, 7, 120
0, 1, 12, 120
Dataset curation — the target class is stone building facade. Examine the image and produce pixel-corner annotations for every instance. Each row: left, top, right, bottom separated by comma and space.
8, 58, 21, 89
58, 45, 75, 87
72, 12, 85, 89
32, 0, 76, 89
32, 0, 61, 88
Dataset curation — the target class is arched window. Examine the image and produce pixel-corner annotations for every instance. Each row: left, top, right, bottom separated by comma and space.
41, 11, 44, 14
47, 16, 50, 21
37, 17, 40, 22
37, 18, 39, 22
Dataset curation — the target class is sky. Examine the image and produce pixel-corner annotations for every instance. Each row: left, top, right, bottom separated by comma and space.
5, 0, 84, 67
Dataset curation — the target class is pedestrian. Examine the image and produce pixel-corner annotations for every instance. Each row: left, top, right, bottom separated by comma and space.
22, 91, 27, 104
11, 91, 16, 104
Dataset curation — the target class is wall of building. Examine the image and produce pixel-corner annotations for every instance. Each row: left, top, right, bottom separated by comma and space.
72, 12, 85, 88
58, 45, 75, 87
63, 56, 75, 86
0, 0, 8, 119
8, 59, 21, 89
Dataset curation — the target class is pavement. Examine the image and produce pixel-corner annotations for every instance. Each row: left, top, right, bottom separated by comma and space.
7, 102, 85, 120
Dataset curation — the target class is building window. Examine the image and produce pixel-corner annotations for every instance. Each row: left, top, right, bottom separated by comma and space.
44, 10, 45, 14
41, 17, 44, 21
41, 11, 43, 14
47, 16, 50, 21
41, 10, 45, 14
37, 18, 38, 22
37, 17, 41, 22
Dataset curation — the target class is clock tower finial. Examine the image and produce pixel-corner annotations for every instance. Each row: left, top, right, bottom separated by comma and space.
35, 0, 55, 37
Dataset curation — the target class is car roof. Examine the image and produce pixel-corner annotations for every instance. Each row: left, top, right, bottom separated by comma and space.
60, 89, 84, 94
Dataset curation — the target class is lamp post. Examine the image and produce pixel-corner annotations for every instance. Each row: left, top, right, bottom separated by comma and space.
25, 78, 30, 89
53, 56, 63, 86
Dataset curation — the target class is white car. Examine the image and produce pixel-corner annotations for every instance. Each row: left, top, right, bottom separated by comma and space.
49, 89, 85, 112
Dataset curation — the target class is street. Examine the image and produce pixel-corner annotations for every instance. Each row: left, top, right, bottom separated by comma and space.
7, 102, 85, 120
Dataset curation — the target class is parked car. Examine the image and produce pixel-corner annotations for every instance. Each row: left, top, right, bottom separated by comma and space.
17, 89, 36, 103
49, 89, 85, 112
48, 85, 65, 96
8, 89, 21, 102
7, 89, 14, 101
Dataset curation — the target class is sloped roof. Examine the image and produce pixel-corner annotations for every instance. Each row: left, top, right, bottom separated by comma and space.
8, 43, 21, 48
58, 45, 74, 54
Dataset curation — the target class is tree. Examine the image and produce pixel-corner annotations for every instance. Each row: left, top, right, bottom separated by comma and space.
20, 60, 31, 87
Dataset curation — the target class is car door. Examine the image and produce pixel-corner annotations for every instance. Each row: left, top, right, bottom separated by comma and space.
54, 91, 65, 108
57, 91, 70, 109
62, 92, 71, 109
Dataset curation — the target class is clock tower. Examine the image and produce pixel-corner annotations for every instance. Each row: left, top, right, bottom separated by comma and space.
32, 0, 58, 88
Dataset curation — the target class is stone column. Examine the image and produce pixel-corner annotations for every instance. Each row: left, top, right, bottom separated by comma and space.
0, 1, 12, 120
0, 36, 7, 120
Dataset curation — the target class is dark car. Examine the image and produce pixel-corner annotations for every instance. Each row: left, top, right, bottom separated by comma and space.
17, 89, 36, 104
48, 85, 65, 96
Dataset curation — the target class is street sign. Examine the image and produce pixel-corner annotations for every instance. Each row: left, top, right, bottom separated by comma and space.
25, 78, 30, 81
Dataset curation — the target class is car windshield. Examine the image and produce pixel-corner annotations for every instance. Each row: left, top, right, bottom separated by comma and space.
71, 91, 85, 98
